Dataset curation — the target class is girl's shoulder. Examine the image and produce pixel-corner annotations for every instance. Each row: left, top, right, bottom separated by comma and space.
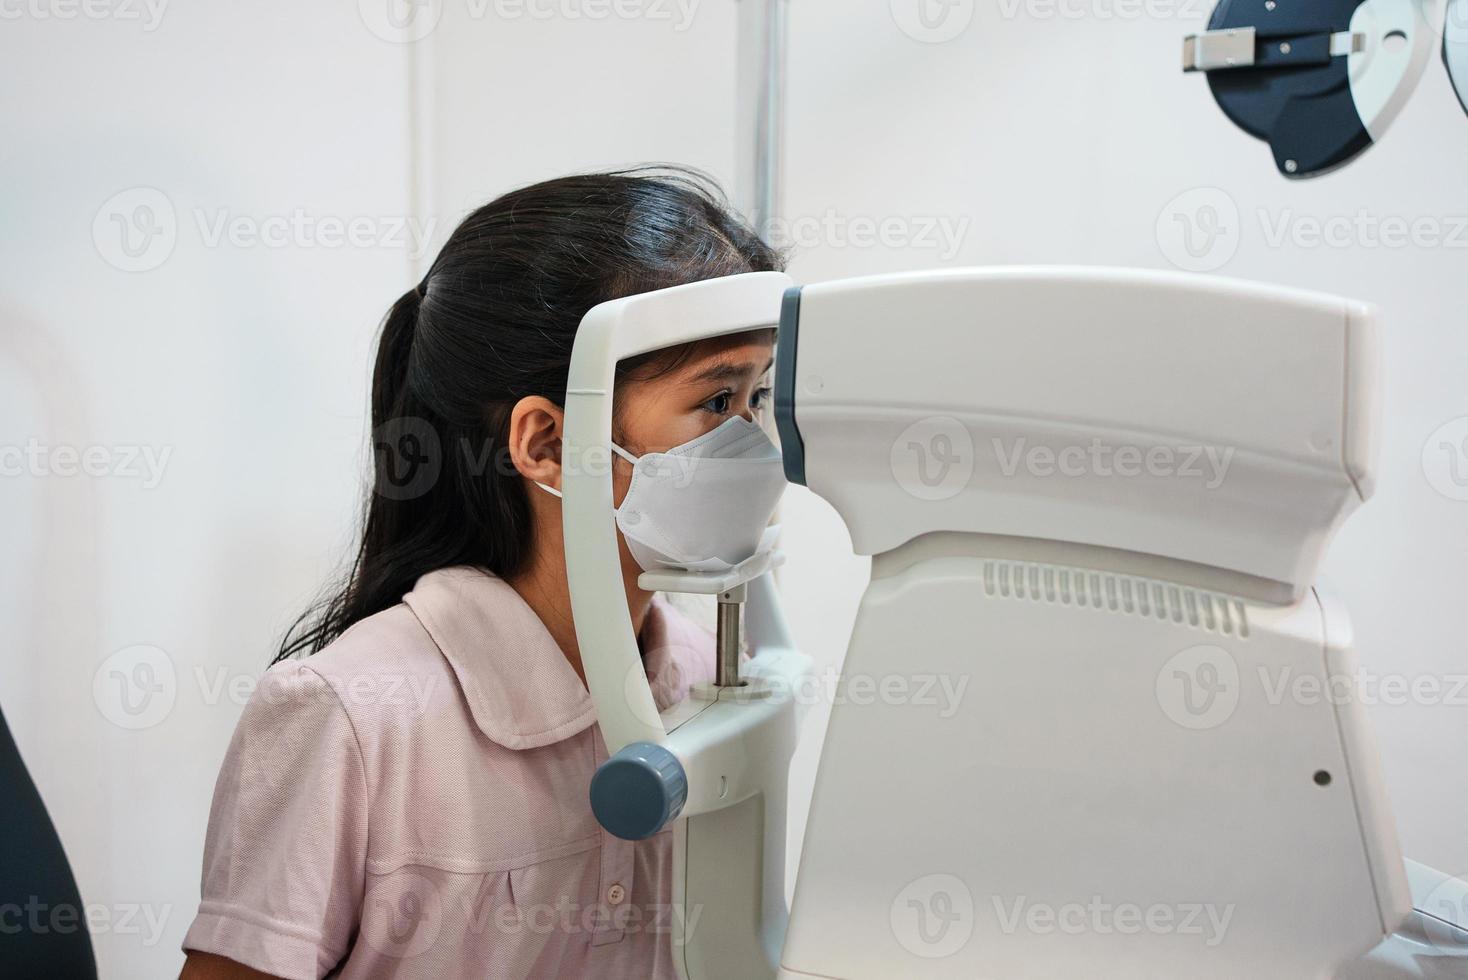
284, 565, 518, 735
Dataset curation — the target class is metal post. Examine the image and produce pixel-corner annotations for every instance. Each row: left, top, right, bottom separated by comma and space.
716, 584, 746, 687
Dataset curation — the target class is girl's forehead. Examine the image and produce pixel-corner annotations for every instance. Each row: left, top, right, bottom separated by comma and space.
617, 328, 774, 389
675, 330, 776, 372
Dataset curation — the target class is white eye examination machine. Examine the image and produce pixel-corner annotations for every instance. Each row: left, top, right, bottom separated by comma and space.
561, 268, 1468, 979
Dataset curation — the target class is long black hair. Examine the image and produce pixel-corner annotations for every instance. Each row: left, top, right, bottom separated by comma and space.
275, 167, 783, 663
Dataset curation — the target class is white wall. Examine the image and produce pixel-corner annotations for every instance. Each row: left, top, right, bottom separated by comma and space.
418, 0, 740, 258
0, 4, 415, 976
779, 0, 1468, 877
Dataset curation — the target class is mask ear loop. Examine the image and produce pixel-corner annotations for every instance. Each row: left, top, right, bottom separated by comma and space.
536, 441, 641, 500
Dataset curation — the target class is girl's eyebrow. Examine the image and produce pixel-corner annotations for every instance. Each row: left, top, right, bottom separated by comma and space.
685, 356, 775, 386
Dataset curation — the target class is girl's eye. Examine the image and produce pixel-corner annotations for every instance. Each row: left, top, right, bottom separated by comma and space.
701, 384, 773, 416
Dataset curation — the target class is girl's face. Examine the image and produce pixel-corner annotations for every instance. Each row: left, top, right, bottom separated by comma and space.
607, 330, 775, 589
611, 329, 776, 481
506, 328, 776, 599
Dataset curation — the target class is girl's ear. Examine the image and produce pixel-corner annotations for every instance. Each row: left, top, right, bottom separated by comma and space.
507, 396, 564, 491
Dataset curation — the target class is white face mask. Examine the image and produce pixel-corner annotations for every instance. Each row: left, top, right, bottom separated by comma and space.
538, 415, 787, 572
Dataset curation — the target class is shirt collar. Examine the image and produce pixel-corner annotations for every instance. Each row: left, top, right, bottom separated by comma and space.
402, 565, 712, 750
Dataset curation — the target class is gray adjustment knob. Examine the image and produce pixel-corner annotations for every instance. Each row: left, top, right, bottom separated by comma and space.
589, 741, 687, 841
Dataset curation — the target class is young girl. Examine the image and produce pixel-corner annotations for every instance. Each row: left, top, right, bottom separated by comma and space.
179, 169, 784, 979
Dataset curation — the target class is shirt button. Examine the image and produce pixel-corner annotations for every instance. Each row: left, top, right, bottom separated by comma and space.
606, 883, 627, 906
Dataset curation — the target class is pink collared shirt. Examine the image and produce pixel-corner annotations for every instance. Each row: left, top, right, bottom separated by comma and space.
183, 566, 714, 979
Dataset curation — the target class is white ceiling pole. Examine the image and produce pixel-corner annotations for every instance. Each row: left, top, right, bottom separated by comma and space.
407, 27, 437, 283
734, 0, 789, 242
